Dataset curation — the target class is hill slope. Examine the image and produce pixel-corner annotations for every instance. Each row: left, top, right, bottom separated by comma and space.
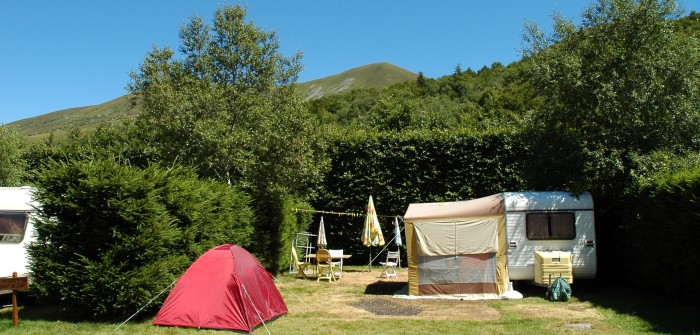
11, 95, 137, 142
297, 62, 417, 100
10, 62, 417, 141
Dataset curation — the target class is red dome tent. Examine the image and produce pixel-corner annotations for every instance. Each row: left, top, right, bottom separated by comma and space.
153, 245, 287, 332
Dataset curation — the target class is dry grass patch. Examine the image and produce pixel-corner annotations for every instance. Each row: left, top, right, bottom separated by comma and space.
275, 266, 619, 335
282, 269, 507, 322
501, 302, 605, 320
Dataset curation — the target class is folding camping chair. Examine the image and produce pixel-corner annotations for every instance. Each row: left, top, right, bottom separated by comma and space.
316, 249, 337, 282
380, 251, 400, 279
291, 246, 311, 279
329, 249, 344, 278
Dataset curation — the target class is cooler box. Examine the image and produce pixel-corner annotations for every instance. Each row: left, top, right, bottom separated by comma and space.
534, 251, 573, 285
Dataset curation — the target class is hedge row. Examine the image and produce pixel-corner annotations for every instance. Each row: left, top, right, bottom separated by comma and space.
622, 165, 700, 300
312, 129, 527, 261
29, 158, 254, 320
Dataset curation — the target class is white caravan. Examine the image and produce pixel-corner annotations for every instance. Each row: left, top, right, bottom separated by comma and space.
0, 187, 38, 281
504, 191, 597, 281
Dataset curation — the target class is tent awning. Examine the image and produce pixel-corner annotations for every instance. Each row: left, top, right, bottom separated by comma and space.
413, 217, 499, 256
404, 193, 504, 221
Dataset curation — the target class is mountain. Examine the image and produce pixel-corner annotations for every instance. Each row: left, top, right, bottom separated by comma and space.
9, 62, 417, 142
12, 95, 136, 142
296, 62, 418, 100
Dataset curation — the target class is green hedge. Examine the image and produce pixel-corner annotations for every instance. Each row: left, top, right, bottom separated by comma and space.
313, 129, 527, 261
28, 158, 254, 320
249, 188, 315, 273
623, 164, 700, 300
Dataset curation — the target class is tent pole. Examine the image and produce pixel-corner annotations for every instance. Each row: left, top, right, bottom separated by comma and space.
361, 234, 399, 273
369, 246, 372, 272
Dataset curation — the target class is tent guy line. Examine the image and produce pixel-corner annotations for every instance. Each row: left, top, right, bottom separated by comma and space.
115, 279, 177, 330
240, 283, 271, 335
272, 276, 309, 308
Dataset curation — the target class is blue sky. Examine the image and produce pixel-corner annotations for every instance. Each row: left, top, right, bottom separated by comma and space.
2, 1, 699, 124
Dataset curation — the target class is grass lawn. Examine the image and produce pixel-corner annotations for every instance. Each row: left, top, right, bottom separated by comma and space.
1, 266, 699, 334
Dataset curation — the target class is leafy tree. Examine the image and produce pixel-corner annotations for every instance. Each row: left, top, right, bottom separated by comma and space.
0, 125, 26, 186
415, 71, 428, 95
520, 0, 700, 280
128, 5, 327, 197
673, 10, 700, 35
22, 124, 156, 187
521, 0, 700, 193
128, 5, 328, 270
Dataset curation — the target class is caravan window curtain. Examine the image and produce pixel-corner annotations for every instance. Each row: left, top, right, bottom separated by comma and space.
0, 212, 29, 243
526, 212, 576, 240
549, 213, 576, 239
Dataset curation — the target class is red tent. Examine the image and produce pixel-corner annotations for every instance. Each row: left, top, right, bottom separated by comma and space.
153, 245, 287, 332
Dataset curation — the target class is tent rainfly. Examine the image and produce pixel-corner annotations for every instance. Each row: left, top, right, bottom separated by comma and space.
153, 245, 287, 332
403, 193, 509, 299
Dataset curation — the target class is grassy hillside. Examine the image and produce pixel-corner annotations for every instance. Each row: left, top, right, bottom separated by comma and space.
9, 62, 417, 142
9, 95, 139, 143
297, 62, 418, 100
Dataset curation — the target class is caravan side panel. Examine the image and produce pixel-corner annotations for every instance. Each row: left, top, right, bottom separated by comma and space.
504, 192, 597, 281
0, 187, 38, 279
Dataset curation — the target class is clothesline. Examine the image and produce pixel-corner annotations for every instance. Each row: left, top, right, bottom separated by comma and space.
292, 208, 400, 219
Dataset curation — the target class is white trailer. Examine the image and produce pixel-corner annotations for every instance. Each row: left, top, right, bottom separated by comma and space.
0, 187, 38, 280
503, 191, 597, 281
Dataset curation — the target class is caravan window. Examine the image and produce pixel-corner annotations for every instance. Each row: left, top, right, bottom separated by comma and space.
0, 212, 29, 243
526, 212, 576, 240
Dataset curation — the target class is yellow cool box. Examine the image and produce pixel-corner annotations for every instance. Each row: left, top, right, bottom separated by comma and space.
534, 250, 573, 285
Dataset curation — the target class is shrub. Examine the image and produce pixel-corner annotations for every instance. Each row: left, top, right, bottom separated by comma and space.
622, 161, 700, 300
250, 189, 314, 273
28, 158, 253, 320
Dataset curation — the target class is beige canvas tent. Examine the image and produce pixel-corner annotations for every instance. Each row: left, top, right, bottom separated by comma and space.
403, 193, 509, 298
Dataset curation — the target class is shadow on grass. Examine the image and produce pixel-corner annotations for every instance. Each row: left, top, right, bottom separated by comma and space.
1, 304, 69, 322
363, 281, 407, 295
516, 279, 700, 334
577, 281, 700, 334
1, 294, 76, 323
0, 292, 157, 324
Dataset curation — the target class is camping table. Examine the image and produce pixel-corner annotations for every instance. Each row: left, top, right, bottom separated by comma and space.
306, 254, 351, 278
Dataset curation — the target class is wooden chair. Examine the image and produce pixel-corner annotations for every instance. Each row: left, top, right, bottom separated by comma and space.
380, 251, 400, 279
316, 249, 337, 282
291, 246, 310, 279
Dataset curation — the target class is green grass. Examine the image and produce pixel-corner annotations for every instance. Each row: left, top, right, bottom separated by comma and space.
2, 267, 699, 335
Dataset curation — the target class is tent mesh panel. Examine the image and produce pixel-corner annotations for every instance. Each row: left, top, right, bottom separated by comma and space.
418, 253, 496, 285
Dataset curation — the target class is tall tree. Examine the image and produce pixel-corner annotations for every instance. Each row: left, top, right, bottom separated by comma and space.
128, 5, 328, 269
521, 0, 700, 193
0, 125, 26, 186
128, 5, 327, 198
